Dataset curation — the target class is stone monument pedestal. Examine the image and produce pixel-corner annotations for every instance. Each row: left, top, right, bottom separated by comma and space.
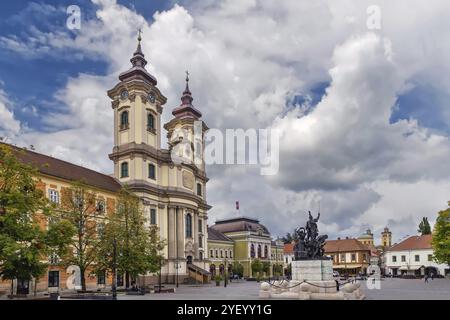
292, 259, 333, 282
259, 259, 365, 300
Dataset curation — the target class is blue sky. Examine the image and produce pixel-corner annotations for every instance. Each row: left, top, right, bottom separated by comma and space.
1, 0, 450, 241
0, 0, 171, 132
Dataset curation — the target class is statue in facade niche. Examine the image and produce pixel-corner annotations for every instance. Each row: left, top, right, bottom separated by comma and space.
294, 211, 328, 260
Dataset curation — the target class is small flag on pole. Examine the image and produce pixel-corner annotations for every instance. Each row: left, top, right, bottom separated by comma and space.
236, 201, 239, 210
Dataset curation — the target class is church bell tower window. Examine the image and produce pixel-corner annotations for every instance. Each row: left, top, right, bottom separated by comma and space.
120, 110, 129, 130
120, 162, 129, 178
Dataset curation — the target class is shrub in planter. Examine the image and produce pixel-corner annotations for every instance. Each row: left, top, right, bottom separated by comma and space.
214, 275, 222, 286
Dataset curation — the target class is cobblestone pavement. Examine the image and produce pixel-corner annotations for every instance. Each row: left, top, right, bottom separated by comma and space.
117, 278, 450, 300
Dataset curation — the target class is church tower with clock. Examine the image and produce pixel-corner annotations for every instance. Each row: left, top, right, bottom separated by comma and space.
107, 32, 211, 283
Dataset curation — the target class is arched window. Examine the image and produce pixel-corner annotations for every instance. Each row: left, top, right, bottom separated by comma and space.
264, 245, 268, 258
197, 183, 202, 196
150, 208, 157, 225
185, 213, 192, 238
120, 162, 129, 178
148, 163, 156, 180
199, 251, 203, 261
147, 113, 155, 131
257, 245, 262, 258
250, 244, 255, 258
120, 111, 129, 129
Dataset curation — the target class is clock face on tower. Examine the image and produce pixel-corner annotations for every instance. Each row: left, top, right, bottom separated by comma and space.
120, 90, 129, 100
148, 92, 156, 104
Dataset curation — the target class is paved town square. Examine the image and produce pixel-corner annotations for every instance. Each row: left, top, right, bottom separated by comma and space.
114, 279, 450, 301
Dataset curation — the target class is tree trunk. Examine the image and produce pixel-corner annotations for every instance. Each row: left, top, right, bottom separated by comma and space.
80, 268, 86, 291
125, 271, 130, 289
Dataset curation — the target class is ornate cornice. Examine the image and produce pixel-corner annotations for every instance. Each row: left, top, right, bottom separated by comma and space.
109, 142, 208, 182
125, 180, 212, 211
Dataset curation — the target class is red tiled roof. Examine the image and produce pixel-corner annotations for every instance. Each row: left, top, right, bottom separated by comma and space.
4, 143, 121, 193
324, 238, 371, 253
284, 243, 294, 254
388, 235, 432, 251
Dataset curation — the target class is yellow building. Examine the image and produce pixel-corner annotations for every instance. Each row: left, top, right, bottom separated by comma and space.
381, 227, 392, 248
208, 217, 284, 278
357, 229, 374, 246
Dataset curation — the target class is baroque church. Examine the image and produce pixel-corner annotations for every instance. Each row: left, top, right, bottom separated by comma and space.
107, 32, 211, 283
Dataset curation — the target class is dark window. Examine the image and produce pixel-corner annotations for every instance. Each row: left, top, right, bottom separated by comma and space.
392, 255, 397, 262
198, 219, 203, 233
199, 252, 203, 261
120, 111, 129, 129
264, 245, 268, 258
97, 270, 106, 285
415, 255, 420, 262
215, 249, 218, 258
150, 209, 157, 225
225, 251, 228, 258
257, 245, 262, 258
148, 163, 156, 180
121, 162, 129, 178
428, 254, 433, 261
198, 235, 203, 248
401, 255, 406, 262
185, 213, 192, 238
147, 113, 155, 130
96, 200, 105, 214
351, 254, 356, 261
250, 244, 255, 258
48, 271, 59, 288
197, 183, 202, 196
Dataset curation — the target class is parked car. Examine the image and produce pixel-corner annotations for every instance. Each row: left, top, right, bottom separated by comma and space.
333, 271, 340, 278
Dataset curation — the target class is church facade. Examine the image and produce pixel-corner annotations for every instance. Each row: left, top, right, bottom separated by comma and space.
107, 33, 211, 283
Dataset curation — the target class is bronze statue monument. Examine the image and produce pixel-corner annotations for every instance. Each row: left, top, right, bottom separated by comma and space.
294, 211, 328, 260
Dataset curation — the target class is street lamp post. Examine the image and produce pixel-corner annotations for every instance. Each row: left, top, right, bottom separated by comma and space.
224, 259, 227, 288
112, 238, 117, 300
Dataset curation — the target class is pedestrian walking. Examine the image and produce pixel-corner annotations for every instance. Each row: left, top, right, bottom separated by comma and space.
431, 273, 434, 280
424, 274, 429, 283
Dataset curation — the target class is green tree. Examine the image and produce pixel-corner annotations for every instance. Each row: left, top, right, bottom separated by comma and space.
251, 258, 262, 278
51, 181, 100, 291
96, 188, 165, 289
262, 261, 270, 276
281, 232, 294, 244
0, 144, 52, 291
432, 204, 450, 267
231, 262, 244, 278
418, 217, 432, 235
273, 264, 283, 277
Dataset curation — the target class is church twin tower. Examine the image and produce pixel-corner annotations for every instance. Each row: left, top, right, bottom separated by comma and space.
107, 33, 211, 282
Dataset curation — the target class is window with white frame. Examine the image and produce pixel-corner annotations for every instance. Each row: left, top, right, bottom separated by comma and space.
48, 189, 59, 204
